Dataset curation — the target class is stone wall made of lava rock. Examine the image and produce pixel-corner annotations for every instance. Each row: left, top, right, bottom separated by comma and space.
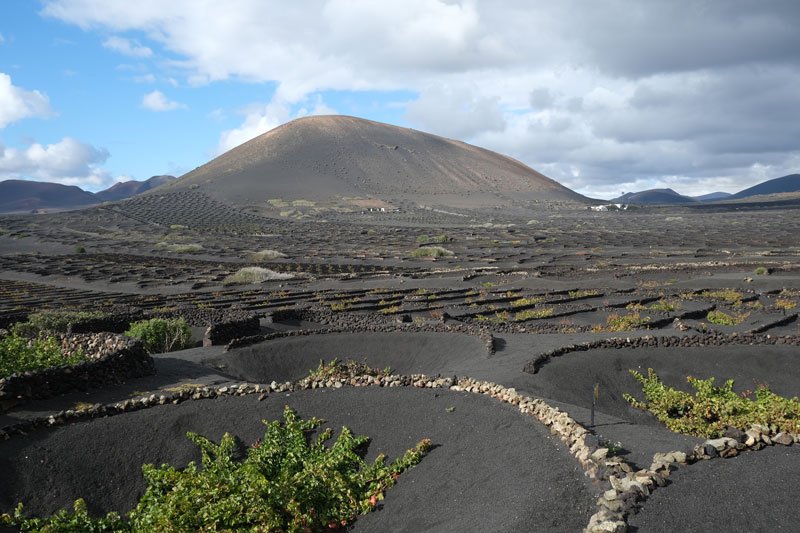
0, 338, 154, 406
204, 316, 261, 346
151, 307, 255, 327
524, 332, 800, 374
0, 312, 29, 331
58, 332, 135, 360
227, 321, 495, 355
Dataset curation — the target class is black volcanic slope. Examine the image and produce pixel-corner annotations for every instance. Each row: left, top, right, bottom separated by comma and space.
164, 115, 588, 207
612, 188, 696, 205
0, 179, 99, 213
692, 191, 731, 201
730, 173, 800, 199
96, 175, 176, 202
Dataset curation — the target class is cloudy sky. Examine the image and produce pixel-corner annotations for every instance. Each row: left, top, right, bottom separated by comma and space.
1, 1, 799, 198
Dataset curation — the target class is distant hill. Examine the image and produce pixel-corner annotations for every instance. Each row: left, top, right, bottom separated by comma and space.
729, 174, 800, 200
0, 180, 99, 213
611, 188, 696, 205
164, 115, 589, 208
692, 191, 732, 202
96, 175, 176, 202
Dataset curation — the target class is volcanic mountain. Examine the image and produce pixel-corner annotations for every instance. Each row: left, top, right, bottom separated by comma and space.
611, 188, 696, 205
729, 174, 800, 200
0, 180, 99, 213
692, 191, 732, 202
166, 115, 588, 208
96, 175, 176, 202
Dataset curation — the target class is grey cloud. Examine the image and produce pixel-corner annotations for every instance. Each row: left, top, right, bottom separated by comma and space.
405, 86, 506, 140
529, 88, 555, 109
588, 66, 800, 154
563, 0, 800, 77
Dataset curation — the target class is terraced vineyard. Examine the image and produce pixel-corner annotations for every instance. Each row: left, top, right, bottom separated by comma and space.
1, 195, 799, 532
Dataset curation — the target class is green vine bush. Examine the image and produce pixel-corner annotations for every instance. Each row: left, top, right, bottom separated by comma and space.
624, 368, 800, 437
513, 307, 554, 321
510, 297, 544, 308
307, 359, 392, 381
124, 317, 193, 354
593, 312, 650, 332
0, 332, 83, 378
706, 309, 748, 326
416, 234, 450, 245
2, 407, 432, 532
13, 310, 110, 336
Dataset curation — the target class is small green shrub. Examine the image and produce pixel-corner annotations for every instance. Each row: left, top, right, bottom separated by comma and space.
754, 266, 769, 276
329, 298, 359, 312
567, 289, 600, 299
648, 299, 679, 312
74, 245, 86, 254
699, 289, 744, 305
706, 309, 748, 326
2, 407, 431, 531
308, 359, 391, 381
474, 311, 509, 324
510, 297, 544, 308
599, 439, 625, 457
775, 298, 797, 311
0, 332, 82, 378
17, 310, 109, 335
410, 246, 454, 258
597, 312, 650, 332
223, 266, 294, 285
416, 234, 450, 245
125, 318, 192, 354
514, 307, 554, 321
624, 368, 800, 437
249, 249, 286, 261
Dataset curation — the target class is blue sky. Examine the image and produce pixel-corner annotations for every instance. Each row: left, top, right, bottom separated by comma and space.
1, 1, 799, 198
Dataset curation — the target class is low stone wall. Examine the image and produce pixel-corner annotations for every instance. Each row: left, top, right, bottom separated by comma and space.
0, 338, 154, 407
265, 307, 495, 353
1, 370, 796, 532
68, 314, 141, 334
58, 332, 134, 360
524, 332, 800, 374
227, 323, 495, 355
154, 308, 255, 327
0, 312, 29, 331
204, 316, 260, 346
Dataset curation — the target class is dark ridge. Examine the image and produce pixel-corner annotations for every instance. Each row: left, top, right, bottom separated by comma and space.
96, 175, 176, 202
0, 179, 99, 213
611, 188, 696, 205
729, 173, 800, 199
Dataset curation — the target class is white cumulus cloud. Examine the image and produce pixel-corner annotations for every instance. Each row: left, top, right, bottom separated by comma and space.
405, 85, 505, 140
0, 137, 113, 187
0, 73, 53, 128
217, 94, 335, 154
41, 0, 800, 196
141, 90, 185, 111
102, 36, 152, 57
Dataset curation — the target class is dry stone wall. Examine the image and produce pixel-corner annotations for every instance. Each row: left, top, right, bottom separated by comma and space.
525, 332, 800, 374
0, 338, 153, 406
